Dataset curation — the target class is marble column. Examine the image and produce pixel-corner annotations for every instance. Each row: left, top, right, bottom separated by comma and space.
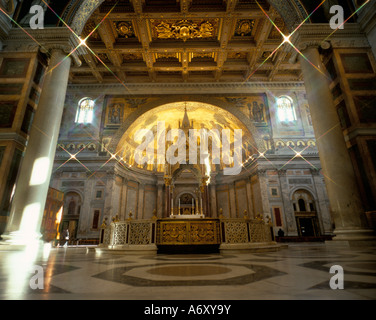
201, 176, 210, 216
258, 169, 270, 219
4, 49, 71, 244
156, 183, 163, 218
111, 174, 122, 218
277, 170, 297, 236
299, 45, 372, 241
119, 178, 128, 221
229, 182, 237, 218
210, 184, 217, 217
310, 168, 332, 235
137, 184, 145, 219
164, 177, 171, 218
245, 180, 254, 219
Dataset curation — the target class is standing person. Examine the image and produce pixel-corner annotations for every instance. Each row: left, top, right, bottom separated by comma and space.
63, 229, 69, 247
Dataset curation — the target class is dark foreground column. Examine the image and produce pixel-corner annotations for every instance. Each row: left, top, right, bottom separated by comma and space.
299, 45, 374, 242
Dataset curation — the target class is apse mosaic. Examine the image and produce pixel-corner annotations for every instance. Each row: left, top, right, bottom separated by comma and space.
106, 100, 259, 172
103, 96, 155, 127
221, 95, 269, 125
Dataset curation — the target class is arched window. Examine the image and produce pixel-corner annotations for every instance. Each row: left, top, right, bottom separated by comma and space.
277, 96, 296, 122
65, 192, 82, 216
292, 189, 316, 213
75, 98, 94, 124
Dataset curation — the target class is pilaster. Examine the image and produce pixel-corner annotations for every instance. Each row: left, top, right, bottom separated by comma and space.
277, 169, 297, 236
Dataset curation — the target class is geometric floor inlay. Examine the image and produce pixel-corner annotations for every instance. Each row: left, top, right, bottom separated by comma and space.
146, 265, 232, 277
92, 262, 287, 287
1, 245, 375, 299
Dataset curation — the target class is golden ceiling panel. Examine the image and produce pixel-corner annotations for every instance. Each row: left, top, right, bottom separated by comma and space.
71, 1, 301, 83
149, 19, 220, 42
189, 52, 216, 62
122, 53, 144, 62
227, 52, 248, 60
114, 21, 136, 39
98, 53, 111, 63
82, 20, 101, 41
268, 18, 285, 40
155, 52, 181, 62
234, 19, 255, 38
259, 51, 275, 61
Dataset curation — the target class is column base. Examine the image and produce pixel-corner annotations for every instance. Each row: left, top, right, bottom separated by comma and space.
325, 228, 376, 247
96, 244, 158, 255
0, 230, 43, 250
219, 242, 285, 253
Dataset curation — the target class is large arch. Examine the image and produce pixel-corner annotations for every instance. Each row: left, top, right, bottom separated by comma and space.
107, 95, 265, 154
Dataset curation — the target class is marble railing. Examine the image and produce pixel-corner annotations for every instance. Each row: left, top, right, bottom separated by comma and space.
220, 218, 273, 244
100, 217, 274, 250
99, 220, 157, 248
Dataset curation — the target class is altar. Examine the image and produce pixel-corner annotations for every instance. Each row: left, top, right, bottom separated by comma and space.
156, 218, 221, 249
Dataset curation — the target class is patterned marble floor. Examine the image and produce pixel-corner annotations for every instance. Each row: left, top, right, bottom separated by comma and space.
0, 243, 375, 300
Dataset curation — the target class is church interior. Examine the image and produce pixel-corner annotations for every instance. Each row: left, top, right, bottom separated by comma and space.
0, 0, 375, 301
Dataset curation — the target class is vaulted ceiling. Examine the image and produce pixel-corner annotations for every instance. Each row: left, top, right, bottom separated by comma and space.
69, 0, 302, 84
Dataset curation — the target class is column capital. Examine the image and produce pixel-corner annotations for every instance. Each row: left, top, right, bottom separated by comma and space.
297, 40, 331, 52
40, 42, 81, 68
288, 23, 369, 63
4, 28, 82, 67
164, 176, 172, 186
292, 23, 368, 48
201, 176, 209, 186
256, 169, 267, 177
138, 183, 145, 190
106, 168, 115, 177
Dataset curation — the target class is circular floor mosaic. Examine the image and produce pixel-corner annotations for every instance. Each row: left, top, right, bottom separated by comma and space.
146, 265, 232, 277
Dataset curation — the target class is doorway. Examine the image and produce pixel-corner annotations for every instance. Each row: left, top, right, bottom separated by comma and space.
292, 189, 321, 237
296, 217, 317, 237
61, 191, 82, 242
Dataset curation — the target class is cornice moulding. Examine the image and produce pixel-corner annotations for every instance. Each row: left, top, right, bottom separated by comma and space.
3, 27, 82, 66
67, 81, 306, 95
292, 23, 369, 49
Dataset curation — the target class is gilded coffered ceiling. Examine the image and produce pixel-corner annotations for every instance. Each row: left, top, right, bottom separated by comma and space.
70, 0, 302, 84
